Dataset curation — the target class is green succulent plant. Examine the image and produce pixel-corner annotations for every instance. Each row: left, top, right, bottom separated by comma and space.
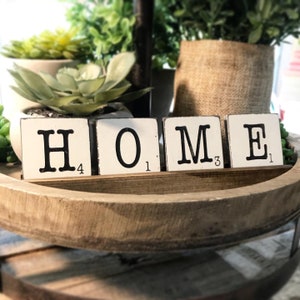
280, 121, 297, 165
9, 52, 151, 116
1, 28, 92, 60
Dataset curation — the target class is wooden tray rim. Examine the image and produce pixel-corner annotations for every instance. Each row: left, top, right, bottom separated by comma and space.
0, 160, 299, 251
0, 162, 298, 203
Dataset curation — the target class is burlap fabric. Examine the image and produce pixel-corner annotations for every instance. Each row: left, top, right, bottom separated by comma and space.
174, 40, 274, 117
173, 40, 274, 164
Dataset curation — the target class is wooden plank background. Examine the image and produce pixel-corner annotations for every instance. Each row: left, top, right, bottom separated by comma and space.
0, 225, 298, 300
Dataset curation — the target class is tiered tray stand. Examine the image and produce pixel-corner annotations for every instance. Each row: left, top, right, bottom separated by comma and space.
1, 1, 299, 298
0, 152, 300, 299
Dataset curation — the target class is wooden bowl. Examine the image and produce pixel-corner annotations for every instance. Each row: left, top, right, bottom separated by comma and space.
0, 160, 299, 252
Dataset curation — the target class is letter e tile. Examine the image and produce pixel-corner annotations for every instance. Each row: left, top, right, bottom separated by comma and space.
227, 114, 283, 168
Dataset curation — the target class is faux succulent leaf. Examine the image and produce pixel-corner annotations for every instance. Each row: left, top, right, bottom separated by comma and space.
53, 90, 80, 97
109, 87, 152, 104
8, 69, 36, 95
56, 73, 78, 91
10, 86, 39, 102
39, 96, 80, 108
59, 103, 106, 116
13, 64, 55, 100
100, 51, 135, 91
47, 106, 68, 114
78, 77, 106, 96
58, 67, 80, 79
94, 80, 131, 103
39, 72, 66, 91
74, 97, 92, 104
78, 63, 102, 80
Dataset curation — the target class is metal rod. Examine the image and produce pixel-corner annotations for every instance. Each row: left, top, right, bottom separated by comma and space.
291, 216, 300, 257
128, 0, 154, 117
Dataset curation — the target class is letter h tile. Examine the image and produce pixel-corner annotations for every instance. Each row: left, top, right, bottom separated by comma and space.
21, 118, 92, 179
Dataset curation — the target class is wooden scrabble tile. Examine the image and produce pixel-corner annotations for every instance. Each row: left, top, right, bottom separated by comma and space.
96, 118, 160, 175
227, 114, 283, 168
164, 116, 224, 171
21, 118, 92, 179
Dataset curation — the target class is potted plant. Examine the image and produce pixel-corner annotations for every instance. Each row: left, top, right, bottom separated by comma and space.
0, 27, 92, 118
170, 0, 300, 118
164, 0, 300, 163
62, 0, 179, 66
7, 51, 151, 160
62, 0, 180, 122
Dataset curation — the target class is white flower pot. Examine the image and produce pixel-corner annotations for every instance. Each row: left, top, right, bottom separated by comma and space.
9, 110, 32, 161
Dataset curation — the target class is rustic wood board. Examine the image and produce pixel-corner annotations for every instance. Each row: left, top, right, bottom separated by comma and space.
29, 164, 291, 194
1, 228, 298, 300
0, 229, 51, 300
0, 160, 299, 251
0, 228, 51, 258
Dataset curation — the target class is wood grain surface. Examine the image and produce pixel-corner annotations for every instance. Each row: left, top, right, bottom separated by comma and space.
0, 160, 299, 252
0, 227, 51, 259
1, 227, 298, 300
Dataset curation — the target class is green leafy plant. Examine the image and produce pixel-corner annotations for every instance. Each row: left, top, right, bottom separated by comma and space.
9, 52, 151, 116
152, 0, 182, 69
173, 0, 300, 45
62, 0, 181, 69
0, 105, 18, 163
151, 0, 300, 67
280, 122, 297, 165
1, 28, 92, 60
62, 0, 300, 69
62, 0, 135, 62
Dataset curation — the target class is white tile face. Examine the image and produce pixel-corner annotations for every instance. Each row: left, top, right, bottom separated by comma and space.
227, 114, 283, 168
164, 116, 224, 171
96, 118, 160, 175
21, 118, 92, 179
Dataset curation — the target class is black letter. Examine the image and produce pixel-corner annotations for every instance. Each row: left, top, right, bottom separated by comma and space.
115, 128, 141, 168
175, 125, 213, 165
38, 129, 76, 173
243, 123, 268, 161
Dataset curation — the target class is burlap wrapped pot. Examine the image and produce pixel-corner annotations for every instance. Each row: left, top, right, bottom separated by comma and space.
173, 40, 274, 164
